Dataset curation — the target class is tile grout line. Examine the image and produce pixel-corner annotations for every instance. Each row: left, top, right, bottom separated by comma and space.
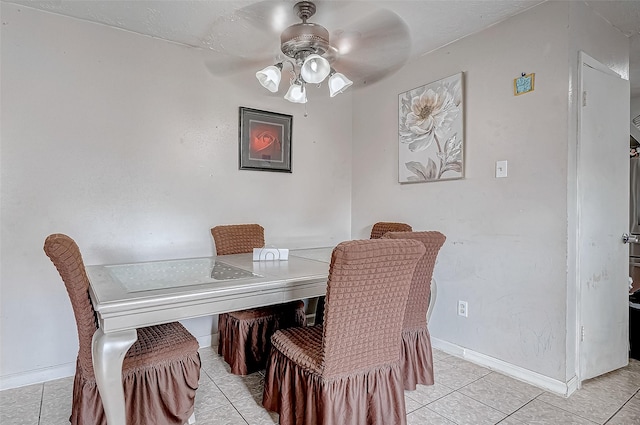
496, 397, 540, 425
203, 367, 252, 425
37, 383, 44, 425
416, 372, 504, 425
446, 372, 510, 416
602, 387, 640, 425
530, 393, 602, 424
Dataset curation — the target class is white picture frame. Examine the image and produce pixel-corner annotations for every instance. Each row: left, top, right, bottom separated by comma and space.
398, 73, 464, 183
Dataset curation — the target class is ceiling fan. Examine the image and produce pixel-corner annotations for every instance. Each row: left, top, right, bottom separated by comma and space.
256, 1, 355, 103
205, 0, 411, 102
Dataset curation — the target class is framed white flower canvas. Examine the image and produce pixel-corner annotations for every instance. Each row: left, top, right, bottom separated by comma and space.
398, 73, 464, 183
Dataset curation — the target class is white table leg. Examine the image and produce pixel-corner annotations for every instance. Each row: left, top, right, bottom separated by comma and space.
427, 278, 437, 322
91, 327, 138, 425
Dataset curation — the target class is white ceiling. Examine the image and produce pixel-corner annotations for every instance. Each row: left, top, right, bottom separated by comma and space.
3, 0, 640, 95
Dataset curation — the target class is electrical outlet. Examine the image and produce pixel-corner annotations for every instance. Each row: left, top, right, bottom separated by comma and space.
457, 300, 468, 317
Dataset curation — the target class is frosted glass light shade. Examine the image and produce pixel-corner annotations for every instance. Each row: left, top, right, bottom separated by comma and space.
300, 54, 331, 84
328, 72, 353, 97
284, 83, 307, 103
256, 64, 282, 93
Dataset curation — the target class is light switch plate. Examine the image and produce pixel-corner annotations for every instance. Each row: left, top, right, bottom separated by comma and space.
496, 160, 508, 178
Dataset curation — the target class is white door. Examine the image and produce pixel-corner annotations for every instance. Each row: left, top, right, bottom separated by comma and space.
578, 52, 630, 380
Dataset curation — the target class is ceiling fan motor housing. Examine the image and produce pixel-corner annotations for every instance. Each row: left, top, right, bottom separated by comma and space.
280, 1, 330, 62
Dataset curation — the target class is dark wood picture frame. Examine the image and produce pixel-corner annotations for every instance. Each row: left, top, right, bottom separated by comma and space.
239, 107, 292, 173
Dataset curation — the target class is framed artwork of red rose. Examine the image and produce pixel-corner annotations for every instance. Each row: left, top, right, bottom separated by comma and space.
239, 107, 292, 172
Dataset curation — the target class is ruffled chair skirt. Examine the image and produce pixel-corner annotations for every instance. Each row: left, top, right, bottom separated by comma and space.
70, 324, 201, 425
218, 300, 306, 375
401, 328, 434, 390
263, 346, 407, 425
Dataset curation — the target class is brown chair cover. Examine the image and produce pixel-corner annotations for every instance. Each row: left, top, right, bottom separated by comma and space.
44, 234, 201, 425
383, 231, 446, 390
262, 239, 426, 425
315, 221, 412, 325
211, 223, 265, 256
211, 224, 306, 375
370, 221, 412, 239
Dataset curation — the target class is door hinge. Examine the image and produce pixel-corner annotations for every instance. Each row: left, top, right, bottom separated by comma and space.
583, 91, 587, 107
580, 326, 585, 342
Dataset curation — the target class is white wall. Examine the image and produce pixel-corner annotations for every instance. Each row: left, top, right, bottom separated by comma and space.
352, 0, 628, 387
0, 4, 352, 387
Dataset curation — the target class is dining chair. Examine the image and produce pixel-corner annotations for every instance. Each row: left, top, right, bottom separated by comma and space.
43, 233, 201, 425
307, 221, 408, 329
262, 238, 426, 425
383, 231, 446, 390
310, 221, 409, 325
211, 224, 306, 375
369, 221, 412, 239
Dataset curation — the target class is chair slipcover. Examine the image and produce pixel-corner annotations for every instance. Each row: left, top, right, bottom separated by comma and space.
211, 224, 306, 375
370, 221, 412, 239
44, 234, 200, 425
383, 231, 446, 390
211, 224, 265, 256
314, 221, 411, 325
262, 239, 425, 425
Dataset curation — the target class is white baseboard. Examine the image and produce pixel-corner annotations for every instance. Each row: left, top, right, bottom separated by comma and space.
1, 335, 577, 396
0, 363, 76, 391
0, 334, 217, 391
431, 337, 577, 397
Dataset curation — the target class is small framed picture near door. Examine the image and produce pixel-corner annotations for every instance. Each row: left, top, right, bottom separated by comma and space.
239, 107, 292, 172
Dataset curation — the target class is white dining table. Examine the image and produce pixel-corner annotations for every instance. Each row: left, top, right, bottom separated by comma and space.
86, 247, 333, 425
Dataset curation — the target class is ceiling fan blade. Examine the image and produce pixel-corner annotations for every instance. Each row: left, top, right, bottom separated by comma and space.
201, 1, 293, 76
204, 53, 271, 78
203, 1, 296, 77
329, 8, 411, 86
231, 0, 299, 35
332, 56, 406, 88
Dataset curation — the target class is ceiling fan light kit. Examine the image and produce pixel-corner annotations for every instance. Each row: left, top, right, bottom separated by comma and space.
284, 81, 308, 104
255, 63, 283, 93
256, 1, 351, 103
328, 71, 353, 97
300, 54, 331, 84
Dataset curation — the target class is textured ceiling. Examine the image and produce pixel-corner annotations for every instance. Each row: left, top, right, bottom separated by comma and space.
1, 0, 545, 86
2, 1, 544, 54
586, 0, 640, 97
586, 0, 640, 37
3, 0, 639, 95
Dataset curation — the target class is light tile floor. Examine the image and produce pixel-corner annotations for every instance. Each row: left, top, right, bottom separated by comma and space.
1, 347, 639, 425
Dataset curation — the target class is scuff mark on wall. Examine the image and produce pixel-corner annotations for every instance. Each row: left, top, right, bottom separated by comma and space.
518, 316, 556, 358
586, 268, 609, 289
